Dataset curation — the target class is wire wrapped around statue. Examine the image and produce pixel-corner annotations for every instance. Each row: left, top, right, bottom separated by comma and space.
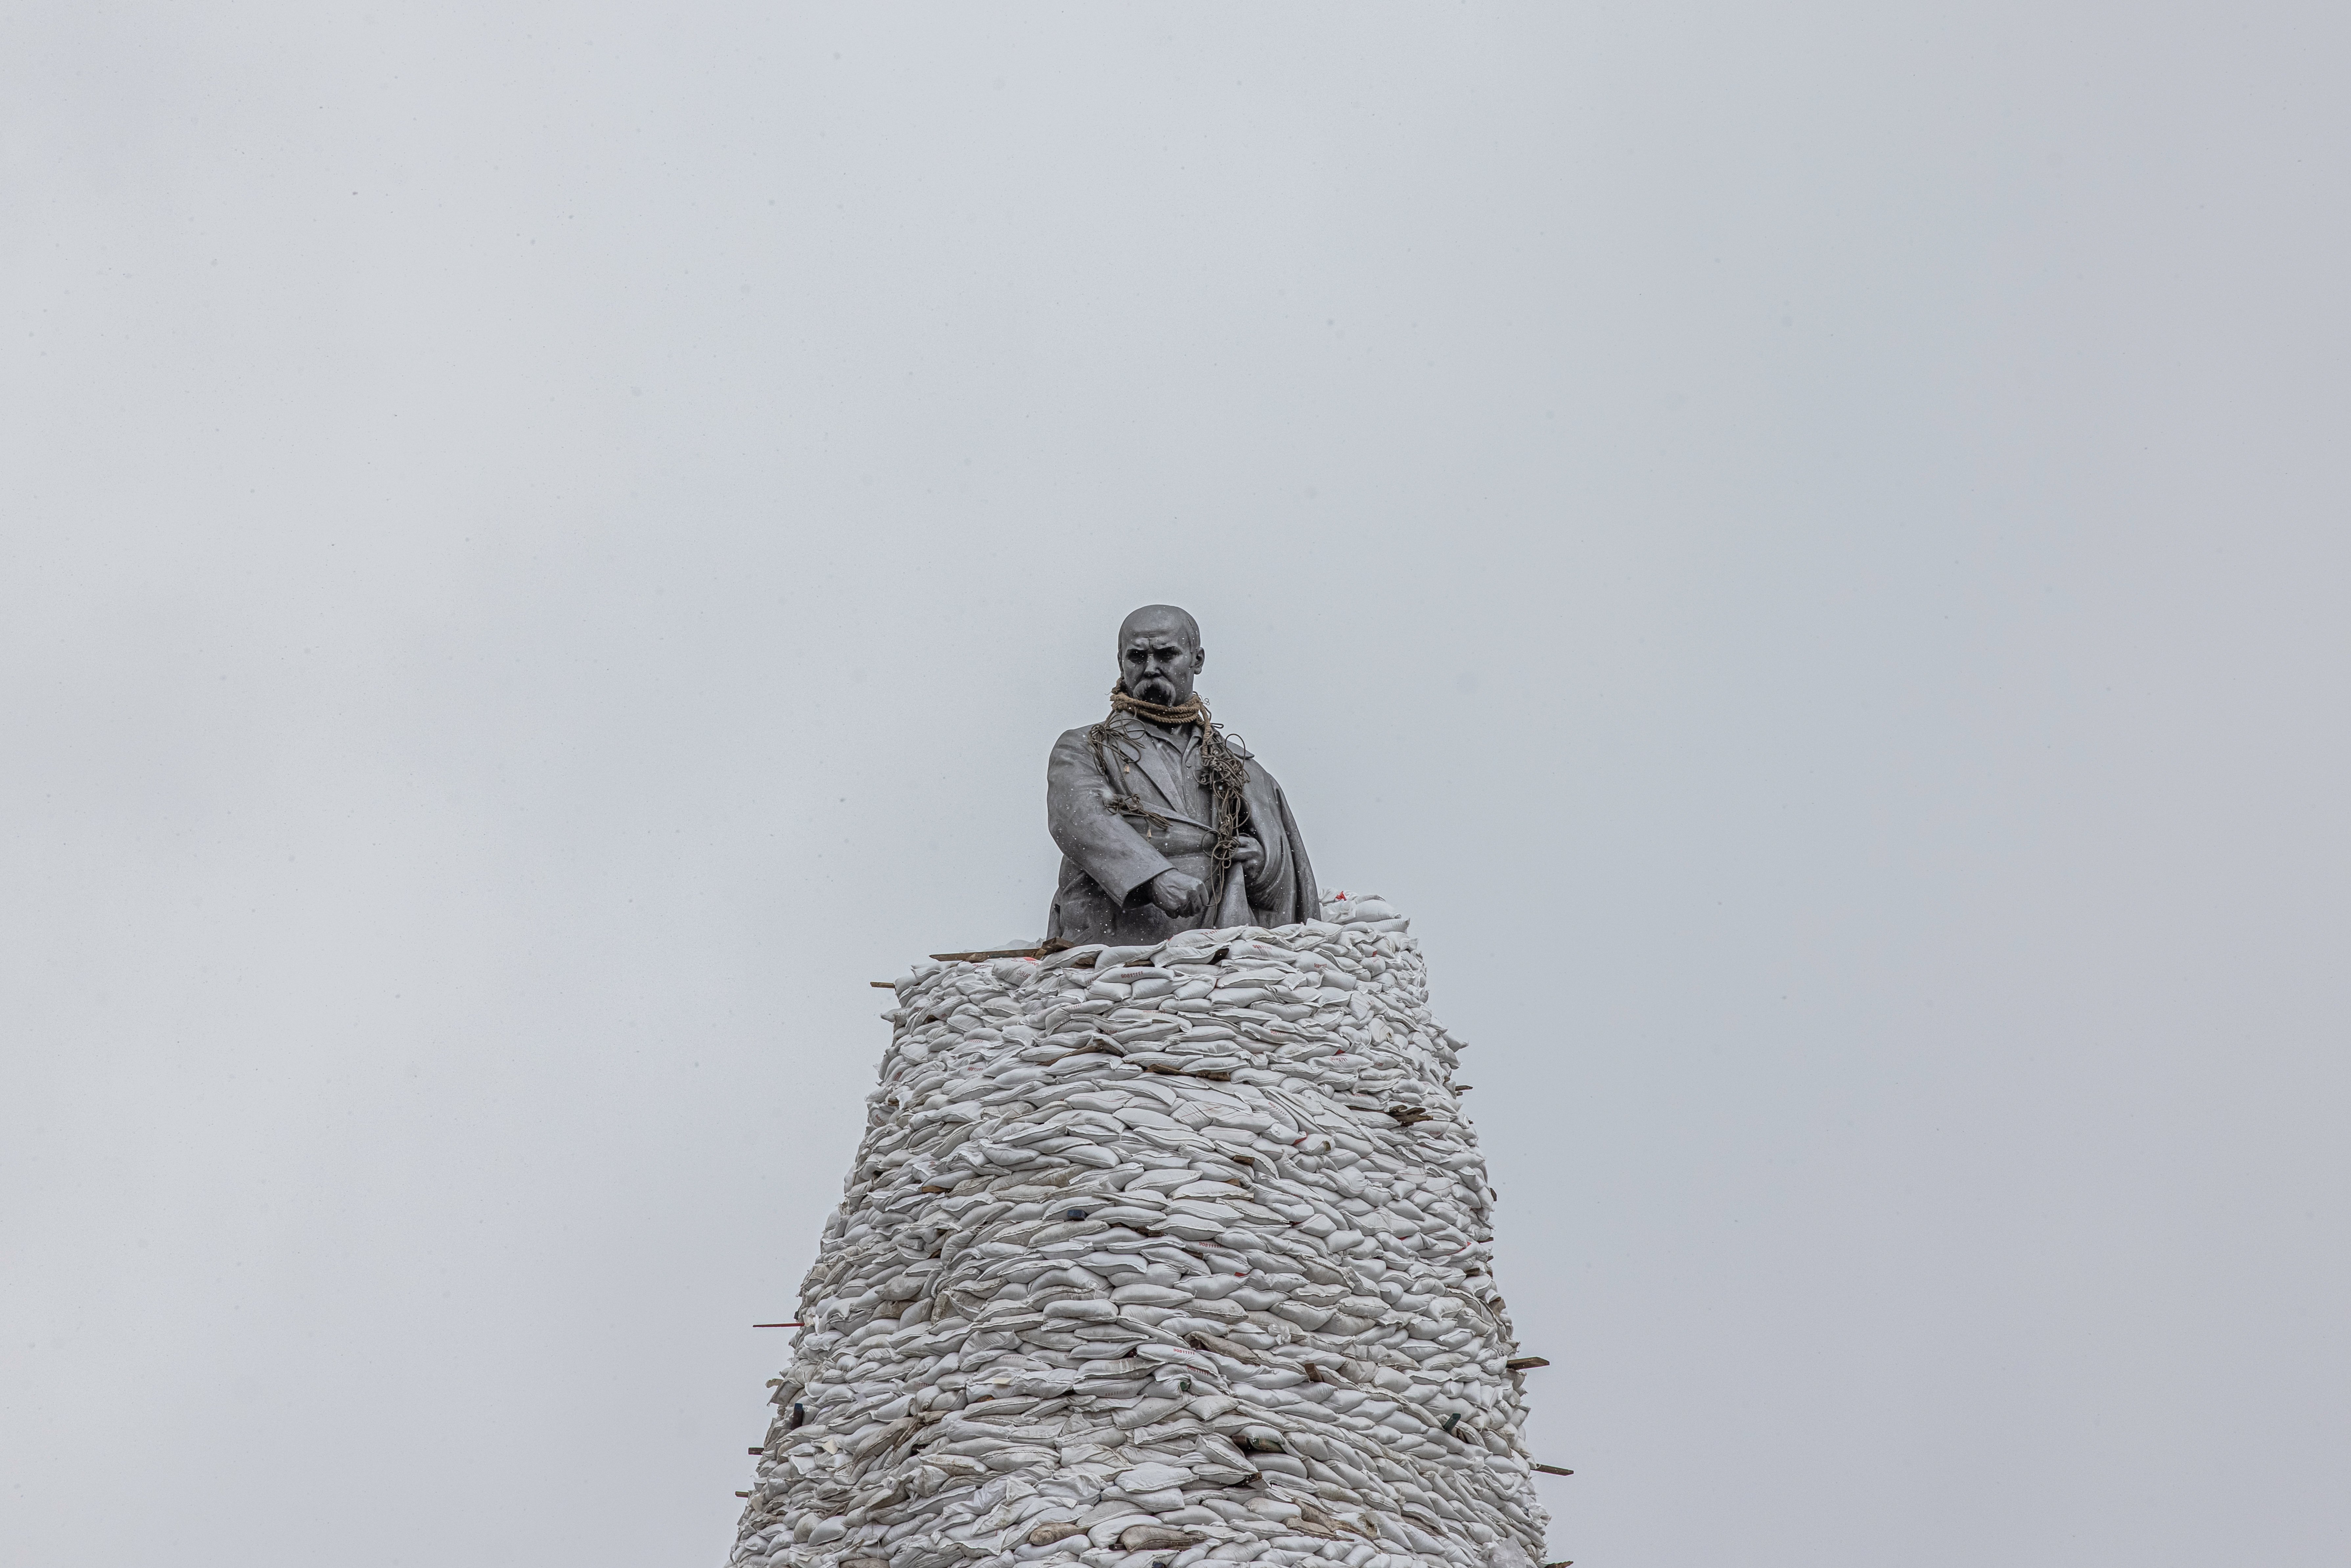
1044, 684, 1319, 947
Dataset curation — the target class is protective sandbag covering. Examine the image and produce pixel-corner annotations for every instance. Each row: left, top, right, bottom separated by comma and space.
730, 899, 1548, 1568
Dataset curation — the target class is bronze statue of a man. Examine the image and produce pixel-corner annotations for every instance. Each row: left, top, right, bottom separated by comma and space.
1045, 606, 1318, 945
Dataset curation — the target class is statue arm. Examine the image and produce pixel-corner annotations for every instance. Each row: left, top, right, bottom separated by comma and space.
1273, 782, 1318, 923
1046, 727, 1174, 907
1239, 766, 1318, 924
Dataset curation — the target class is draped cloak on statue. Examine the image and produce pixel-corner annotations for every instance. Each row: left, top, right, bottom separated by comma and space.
1044, 710, 1318, 947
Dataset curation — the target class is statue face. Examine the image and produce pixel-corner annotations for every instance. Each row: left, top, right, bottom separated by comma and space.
1119, 609, 1204, 708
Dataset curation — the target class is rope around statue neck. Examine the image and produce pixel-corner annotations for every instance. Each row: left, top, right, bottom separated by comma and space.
1090, 685, 1253, 913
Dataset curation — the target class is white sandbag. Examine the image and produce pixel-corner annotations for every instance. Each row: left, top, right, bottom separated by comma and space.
727, 898, 1547, 1568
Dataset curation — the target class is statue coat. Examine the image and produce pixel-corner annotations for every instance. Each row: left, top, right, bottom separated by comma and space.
1044, 714, 1318, 946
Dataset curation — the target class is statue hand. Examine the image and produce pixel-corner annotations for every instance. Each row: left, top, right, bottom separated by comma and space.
1228, 834, 1265, 870
1148, 868, 1208, 916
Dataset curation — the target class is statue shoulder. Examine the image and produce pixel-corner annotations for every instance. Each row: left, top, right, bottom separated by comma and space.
1223, 733, 1294, 793
1051, 716, 1125, 765
1057, 713, 1129, 744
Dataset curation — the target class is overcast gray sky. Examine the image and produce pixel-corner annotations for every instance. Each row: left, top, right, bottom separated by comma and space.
4, 5, 2346, 1565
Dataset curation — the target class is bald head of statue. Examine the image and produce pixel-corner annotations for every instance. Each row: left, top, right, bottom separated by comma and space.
1116, 604, 1205, 709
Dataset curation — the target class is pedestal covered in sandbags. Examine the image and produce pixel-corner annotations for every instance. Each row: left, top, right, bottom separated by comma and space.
729, 900, 1550, 1568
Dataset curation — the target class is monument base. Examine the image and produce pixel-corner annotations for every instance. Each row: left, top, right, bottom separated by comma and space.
731, 900, 1550, 1568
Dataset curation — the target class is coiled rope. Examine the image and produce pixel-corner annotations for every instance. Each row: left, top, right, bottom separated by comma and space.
1087, 685, 1253, 912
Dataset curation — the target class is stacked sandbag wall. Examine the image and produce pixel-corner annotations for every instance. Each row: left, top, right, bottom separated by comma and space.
729, 898, 1550, 1568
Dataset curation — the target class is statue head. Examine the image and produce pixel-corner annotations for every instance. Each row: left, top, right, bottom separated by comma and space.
1116, 604, 1205, 708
